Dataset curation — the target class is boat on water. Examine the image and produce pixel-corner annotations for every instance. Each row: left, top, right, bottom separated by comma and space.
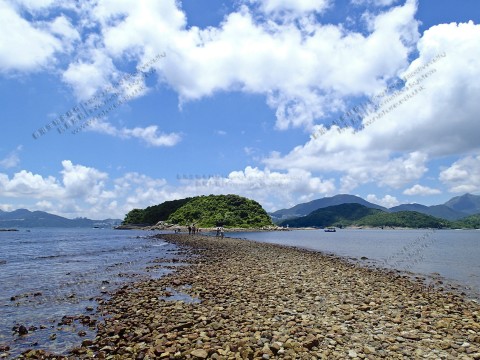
324, 227, 336, 232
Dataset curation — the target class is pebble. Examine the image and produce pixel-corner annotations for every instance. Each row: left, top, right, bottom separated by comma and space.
19, 234, 480, 359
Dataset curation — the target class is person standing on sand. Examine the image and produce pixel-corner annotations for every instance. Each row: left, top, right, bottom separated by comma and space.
220, 227, 224, 239
216, 227, 220, 237
192, 224, 196, 235
188, 225, 191, 235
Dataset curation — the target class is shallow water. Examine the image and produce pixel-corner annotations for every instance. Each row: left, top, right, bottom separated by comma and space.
0, 228, 178, 358
230, 229, 480, 300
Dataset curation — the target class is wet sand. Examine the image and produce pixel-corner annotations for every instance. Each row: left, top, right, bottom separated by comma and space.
18, 234, 480, 359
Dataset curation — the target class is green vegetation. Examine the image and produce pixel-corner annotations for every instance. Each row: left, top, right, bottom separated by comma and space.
357, 211, 449, 228
122, 198, 193, 225
167, 194, 273, 228
281, 203, 452, 229
122, 194, 274, 228
122, 209, 146, 225
452, 214, 480, 229
280, 203, 381, 228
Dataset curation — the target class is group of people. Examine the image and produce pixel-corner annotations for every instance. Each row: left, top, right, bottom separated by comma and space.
176, 224, 223, 238
188, 224, 200, 235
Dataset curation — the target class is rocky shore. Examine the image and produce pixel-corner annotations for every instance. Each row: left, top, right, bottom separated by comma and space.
114, 225, 289, 232
18, 234, 480, 359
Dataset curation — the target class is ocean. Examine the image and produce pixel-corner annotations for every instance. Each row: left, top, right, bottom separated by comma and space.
0, 228, 179, 359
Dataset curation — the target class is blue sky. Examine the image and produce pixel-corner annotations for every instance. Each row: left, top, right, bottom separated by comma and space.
1, 0, 479, 219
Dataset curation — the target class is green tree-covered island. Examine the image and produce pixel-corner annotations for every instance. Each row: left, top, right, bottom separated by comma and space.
122, 194, 274, 228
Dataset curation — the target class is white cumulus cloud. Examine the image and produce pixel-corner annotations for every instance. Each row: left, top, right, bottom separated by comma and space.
87, 120, 181, 147
0, 0, 63, 72
247, 0, 331, 15
440, 155, 480, 194
366, 194, 400, 208
403, 184, 441, 196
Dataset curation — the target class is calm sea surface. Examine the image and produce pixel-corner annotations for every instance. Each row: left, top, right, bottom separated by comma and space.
231, 229, 480, 300
0, 228, 178, 359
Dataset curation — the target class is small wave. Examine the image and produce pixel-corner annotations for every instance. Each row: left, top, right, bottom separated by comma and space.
152, 243, 168, 247
33, 246, 140, 261
0, 260, 6, 265
35, 254, 67, 260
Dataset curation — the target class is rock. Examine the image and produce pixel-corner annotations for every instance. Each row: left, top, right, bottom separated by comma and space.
191, 349, 208, 358
363, 346, 375, 354
303, 334, 319, 350
435, 320, 449, 329
82, 339, 94, 347
348, 349, 358, 358
18, 325, 28, 335
270, 342, 282, 354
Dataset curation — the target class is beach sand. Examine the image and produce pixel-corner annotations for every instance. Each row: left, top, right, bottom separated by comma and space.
21, 234, 480, 359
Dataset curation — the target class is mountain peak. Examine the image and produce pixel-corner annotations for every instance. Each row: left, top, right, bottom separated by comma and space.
444, 193, 480, 215
270, 194, 387, 221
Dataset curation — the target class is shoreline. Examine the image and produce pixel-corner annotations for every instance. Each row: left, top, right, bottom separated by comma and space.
21, 234, 480, 359
114, 225, 463, 231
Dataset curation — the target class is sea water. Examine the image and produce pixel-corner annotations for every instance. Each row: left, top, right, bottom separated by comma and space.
0, 228, 178, 358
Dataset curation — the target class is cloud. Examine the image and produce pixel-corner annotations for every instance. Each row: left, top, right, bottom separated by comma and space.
0, 145, 22, 169
439, 154, 480, 194
403, 184, 441, 196
262, 19, 480, 195
0, 170, 62, 198
0, 161, 337, 217
5, 0, 416, 141
0, 203, 14, 211
87, 120, 182, 147
48, 14, 81, 50
0, 161, 116, 217
12, 0, 57, 11
0, 1, 63, 73
362, 21, 480, 157
366, 194, 400, 208
62, 50, 117, 100
352, 0, 400, 7
60, 160, 111, 201
61, 0, 418, 132
265, 128, 429, 192
246, 0, 331, 16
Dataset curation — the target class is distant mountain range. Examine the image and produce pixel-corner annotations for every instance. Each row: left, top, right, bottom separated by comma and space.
278, 203, 480, 229
270, 194, 387, 221
270, 193, 480, 223
0, 209, 121, 228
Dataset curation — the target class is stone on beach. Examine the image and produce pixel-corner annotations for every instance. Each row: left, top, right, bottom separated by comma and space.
25, 233, 480, 359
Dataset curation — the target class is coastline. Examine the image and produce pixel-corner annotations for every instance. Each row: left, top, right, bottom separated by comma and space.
114, 225, 293, 232
22, 233, 480, 359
